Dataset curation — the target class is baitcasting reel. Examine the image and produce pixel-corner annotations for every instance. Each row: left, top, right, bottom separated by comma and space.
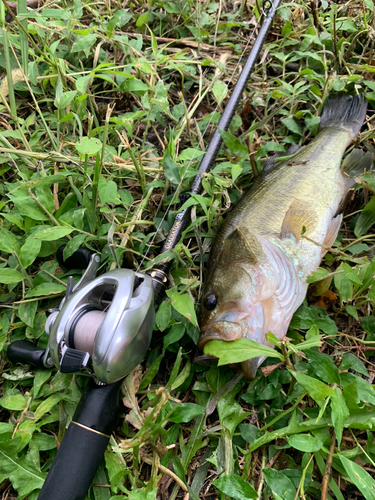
8, 248, 155, 385
43, 250, 155, 384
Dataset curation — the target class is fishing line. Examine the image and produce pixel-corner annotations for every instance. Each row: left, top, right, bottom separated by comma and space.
137, 7, 266, 272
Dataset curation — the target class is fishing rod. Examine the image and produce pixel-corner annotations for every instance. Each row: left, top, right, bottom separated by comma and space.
149, 0, 281, 306
6, 1, 281, 499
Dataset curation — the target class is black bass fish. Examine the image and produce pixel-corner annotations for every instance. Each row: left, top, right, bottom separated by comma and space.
199, 94, 372, 379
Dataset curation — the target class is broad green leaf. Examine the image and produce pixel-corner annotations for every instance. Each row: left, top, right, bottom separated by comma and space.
281, 117, 303, 135
107, 9, 133, 33
75, 137, 103, 155
331, 387, 349, 447
76, 75, 90, 93
8, 194, 49, 221
18, 300, 38, 327
0, 441, 45, 496
63, 234, 87, 261
163, 323, 185, 351
31, 226, 73, 241
353, 375, 375, 406
99, 178, 120, 206
169, 403, 204, 423
19, 238, 42, 268
306, 267, 329, 283
0, 227, 19, 253
307, 349, 340, 384
263, 468, 297, 500
295, 333, 322, 352
0, 393, 26, 411
231, 164, 242, 182
171, 358, 191, 391
204, 338, 284, 366
219, 129, 248, 159
170, 292, 198, 326
239, 423, 261, 444
136, 11, 149, 27
71, 33, 98, 53
55, 90, 77, 109
26, 283, 66, 298
290, 306, 337, 335
346, 304, 359, 320
123, 79, 149, 92
0, 268, 24, 284
164, 152, 180, 185
212, 81, 228, 105
355, 196, 375, 237
34, 394, 65, 421
33, 369, 53, 399
289, 369, 335, 404
339, 455, 375, 500
177, 148, 205, 162
266, 331, 282, 348
288, 433, 323, 452
339, 353, 369, 377
155, 301, 171, 331
213, 475, 257, 500
334, 264, 353, 302
139, 354, 163, 391
0, 423, 13, 433
32, 433, 56, 451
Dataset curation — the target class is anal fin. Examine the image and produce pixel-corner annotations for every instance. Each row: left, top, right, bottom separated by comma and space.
321, 214, 343, 256
341, 149, 373, 189
281, 199, 317, 241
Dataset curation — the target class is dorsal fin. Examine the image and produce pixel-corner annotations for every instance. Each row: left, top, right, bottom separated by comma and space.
220, 226, 264, 265
281, 199, 317, 241
263, 145, 301, 174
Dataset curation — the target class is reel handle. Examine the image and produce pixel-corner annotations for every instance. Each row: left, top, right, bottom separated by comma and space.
57, 246, 95, 270
7, 340, 47, 369
38, 379, 122, 500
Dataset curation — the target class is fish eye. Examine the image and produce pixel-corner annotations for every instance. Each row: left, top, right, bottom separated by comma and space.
204, 294, 217, 310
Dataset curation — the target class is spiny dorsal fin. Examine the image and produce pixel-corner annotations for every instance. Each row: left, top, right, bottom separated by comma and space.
263, 145, 301, 174
341, 148, 374, 189
281, 199, 317, 241
221, 226, 264, 265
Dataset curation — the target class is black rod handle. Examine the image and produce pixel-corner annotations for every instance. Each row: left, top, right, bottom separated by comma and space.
7, 340, 46, 368
38, 379, 122, 500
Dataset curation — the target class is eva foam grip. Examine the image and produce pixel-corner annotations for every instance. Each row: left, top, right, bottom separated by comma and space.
7, 340, 46, 368
38, 379, 122, 500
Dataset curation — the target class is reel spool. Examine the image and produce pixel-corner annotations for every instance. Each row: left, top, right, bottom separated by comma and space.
45, 266, 154, 384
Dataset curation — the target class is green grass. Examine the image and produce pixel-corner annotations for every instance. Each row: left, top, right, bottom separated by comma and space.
1, 0, 375, 499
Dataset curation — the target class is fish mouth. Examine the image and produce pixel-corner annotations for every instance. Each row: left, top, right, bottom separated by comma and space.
198, 329, 224, 350
198, 321, 244, 350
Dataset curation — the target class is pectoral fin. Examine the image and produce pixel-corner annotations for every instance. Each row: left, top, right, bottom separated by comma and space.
281, 199, 317, 241
220, 227, 264, 265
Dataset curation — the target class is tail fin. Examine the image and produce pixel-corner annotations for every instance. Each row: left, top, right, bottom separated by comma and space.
319, 94, 367, 139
